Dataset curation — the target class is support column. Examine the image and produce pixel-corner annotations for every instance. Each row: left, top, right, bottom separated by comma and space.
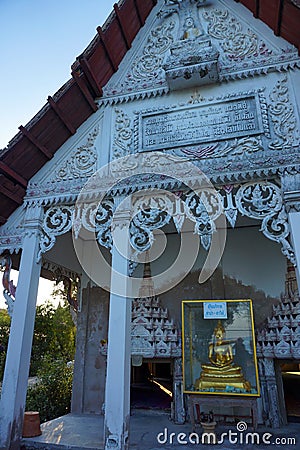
262, 358, 281, 428
0, 206, 43, 450
71, 280, 90, 414
104, 198, 132, 450
258, 358, 269, 425
173, 358, 185, 424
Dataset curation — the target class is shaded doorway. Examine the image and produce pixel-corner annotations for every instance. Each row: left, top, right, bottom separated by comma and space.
131, 360, 172, 410
281, 362, 300, 422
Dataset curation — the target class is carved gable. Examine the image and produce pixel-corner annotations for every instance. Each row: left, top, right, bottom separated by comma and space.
103, 0, 300, 102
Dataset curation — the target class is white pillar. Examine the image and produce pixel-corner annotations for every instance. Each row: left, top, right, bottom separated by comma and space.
0, 206, 43, 450
288, 210, 300, 287
104, 199, 132, 450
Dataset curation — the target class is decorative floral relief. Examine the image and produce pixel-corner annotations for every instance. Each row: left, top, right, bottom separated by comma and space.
132, 21, 175, 80
53, 126, 99, 181
199, 7, 299, 82
112, 109, 133, 159
268, 76, 300, 151
177, 136, 263, 160
202, 9, 272, 62
105, 20, 175, 96
100, 1, 300, 102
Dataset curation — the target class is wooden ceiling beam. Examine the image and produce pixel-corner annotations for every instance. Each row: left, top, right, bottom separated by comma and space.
114, 4, 131, 50
254, 0, 260, 18
47, 96, 76, 135
274, 0, 284, 35
0, 185, 23, 205
19, 126, 52, 160
134, 0, 144, 26
78, 57, 103, 97
0, 162, 27, 188
71, 71, 98, 112
97, 26, 119, 72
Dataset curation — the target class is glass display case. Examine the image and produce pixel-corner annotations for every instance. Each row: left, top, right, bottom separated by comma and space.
182, 299, 260, 396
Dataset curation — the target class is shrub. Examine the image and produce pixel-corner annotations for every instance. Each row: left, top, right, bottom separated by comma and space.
26, 358, 73, 423
0, 351, 6, 385
30, 302, 76, 376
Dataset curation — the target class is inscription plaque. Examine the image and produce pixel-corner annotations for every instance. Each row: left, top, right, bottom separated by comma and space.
139, 95, 263, 152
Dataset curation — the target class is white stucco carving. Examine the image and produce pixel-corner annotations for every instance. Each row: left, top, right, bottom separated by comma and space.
102, 0, 300, 104
53, 126, 98, 181
257, 262, 300, 359
112, 109, 133, 159
38, 205, 74, 261
100, 295, 181, 358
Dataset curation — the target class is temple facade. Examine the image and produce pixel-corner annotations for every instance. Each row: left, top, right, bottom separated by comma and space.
1, 1, 300, 449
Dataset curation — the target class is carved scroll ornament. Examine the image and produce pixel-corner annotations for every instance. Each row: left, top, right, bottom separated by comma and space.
37, 181, 295, 269
235, 182, 295, 264
38, 206, 74, 261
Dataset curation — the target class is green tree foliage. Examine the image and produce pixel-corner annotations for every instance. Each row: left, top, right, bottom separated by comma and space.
30, 301, 76, 376
0, 309, 11, 380
26, 357, 73, 422
26, 294, 76, 421
1, 287, 76, 420
0, 301, 76, 381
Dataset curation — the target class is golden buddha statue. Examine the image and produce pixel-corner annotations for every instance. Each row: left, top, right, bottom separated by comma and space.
195, 321, 251, 392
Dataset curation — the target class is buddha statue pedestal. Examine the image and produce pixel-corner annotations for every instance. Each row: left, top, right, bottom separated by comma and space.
196, 364, 251, 392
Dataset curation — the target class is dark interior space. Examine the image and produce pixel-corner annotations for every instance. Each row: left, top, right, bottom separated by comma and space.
281, 362, 300, 422
131, 361, 172, 410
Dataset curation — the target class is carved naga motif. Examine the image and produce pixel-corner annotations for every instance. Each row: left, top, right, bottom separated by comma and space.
0, 254, 17, 317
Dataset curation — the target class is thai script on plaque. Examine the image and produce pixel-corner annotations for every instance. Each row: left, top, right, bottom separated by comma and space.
139, 95, 263, 151
203, 301, 228, 319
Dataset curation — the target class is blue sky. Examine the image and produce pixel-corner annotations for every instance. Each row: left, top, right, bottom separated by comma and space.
0, 0, 115, 149
0, 0, 115, 308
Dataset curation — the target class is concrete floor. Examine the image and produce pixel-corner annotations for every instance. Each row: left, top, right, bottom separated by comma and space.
21, 410, 300, 450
